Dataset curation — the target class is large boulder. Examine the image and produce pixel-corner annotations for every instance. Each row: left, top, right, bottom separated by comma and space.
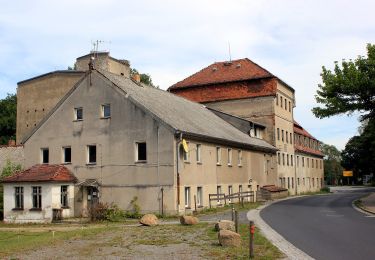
215, 220, 235, 232
218, 230, 242, 247
139, 214, 158, 226
180, 215, 199, 225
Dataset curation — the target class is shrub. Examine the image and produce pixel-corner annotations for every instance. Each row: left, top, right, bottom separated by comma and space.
89, 202, 126, 222
320, 187, 330, 193
125, 196, 142, 218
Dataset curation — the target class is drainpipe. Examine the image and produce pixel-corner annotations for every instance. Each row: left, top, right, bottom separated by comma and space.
176, 132, 182, 212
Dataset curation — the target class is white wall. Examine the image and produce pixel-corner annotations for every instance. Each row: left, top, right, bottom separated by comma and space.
3, 182, 74, 223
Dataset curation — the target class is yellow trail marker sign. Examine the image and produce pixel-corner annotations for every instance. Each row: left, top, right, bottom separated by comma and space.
343, 171, 353, 177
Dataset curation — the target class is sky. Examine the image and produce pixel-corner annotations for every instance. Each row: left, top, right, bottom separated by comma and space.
0, 0, 374, 150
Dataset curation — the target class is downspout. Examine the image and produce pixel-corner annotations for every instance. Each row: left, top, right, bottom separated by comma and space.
156, 125, 160, 214
176, 132, 183, 212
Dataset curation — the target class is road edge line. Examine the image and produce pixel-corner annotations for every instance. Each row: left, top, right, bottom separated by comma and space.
247, 197, 315, 260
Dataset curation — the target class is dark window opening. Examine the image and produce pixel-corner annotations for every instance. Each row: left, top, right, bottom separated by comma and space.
88, 145, 97, 164
64, 147, 71, 163
32, 186, 42, 209
75, 107, 83, 121
137, 142, 147, 161
42, 148, 49, 164
14, 187, 24, 209
61, 185, 68, 207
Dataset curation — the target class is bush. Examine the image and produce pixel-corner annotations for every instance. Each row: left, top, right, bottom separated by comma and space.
89, 202, 126, 222
320, 186, 330, 193
124, 196, 142, 219
105, 203, 126, 222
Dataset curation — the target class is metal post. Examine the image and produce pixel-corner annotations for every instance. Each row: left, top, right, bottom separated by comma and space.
249, 221, 255, 259
231, 206, 235, 221
235, 210, 239, 233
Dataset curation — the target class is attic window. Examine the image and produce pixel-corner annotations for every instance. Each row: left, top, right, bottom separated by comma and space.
74, 107, 83, 121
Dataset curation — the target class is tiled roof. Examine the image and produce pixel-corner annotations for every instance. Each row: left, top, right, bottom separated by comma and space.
293, 121, 324, 157
1, 164, 77, 183
169, 58, 274, 89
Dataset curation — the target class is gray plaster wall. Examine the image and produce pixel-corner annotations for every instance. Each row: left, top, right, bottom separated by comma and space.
24, 73, 176, 215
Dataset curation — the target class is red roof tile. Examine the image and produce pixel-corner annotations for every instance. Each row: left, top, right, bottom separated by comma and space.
170, 58, 274, 89
1, 164, 77, 183
294, 121, 324, 157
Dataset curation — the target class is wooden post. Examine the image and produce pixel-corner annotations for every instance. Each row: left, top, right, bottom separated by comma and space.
161, 187, 164, 217
235, 210, 239, 233
249, 221, 255, 259
231, 206, 235, 221
194, 195, 197, 212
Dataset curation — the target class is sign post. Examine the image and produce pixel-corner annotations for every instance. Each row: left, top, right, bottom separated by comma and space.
343, 171, 353, 185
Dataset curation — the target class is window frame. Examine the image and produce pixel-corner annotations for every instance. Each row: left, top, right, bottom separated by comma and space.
197, 186, 203, 207
238, 150, 242, 166
136, 142, 147, 162
74, 107, 83, 121
61, 185, 69, 208
87, 145, 97, 165
227, 148, 232, 166
184, 186, 191, 208
41, 148, 49, 164
216, 147, 221, 165
62, 146, 72, 164
14, 186, 24, 210
31, 186, 42, 210
196, 144, 201, 163
101, 104, 111, 119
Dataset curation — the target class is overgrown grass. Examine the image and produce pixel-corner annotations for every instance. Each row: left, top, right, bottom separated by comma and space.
0, 225, 115, 258
195, 201, 262, 216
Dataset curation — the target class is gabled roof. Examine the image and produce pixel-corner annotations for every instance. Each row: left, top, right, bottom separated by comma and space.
293, 121, 324, 157
1, 164, 77, 183
169, 58, 294, 92
99, 70, 277, 152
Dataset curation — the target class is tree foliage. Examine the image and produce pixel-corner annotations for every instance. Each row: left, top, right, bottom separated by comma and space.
321, 144, 343, 185
130, 68, 158, 88
313, 44, 375, 121
341, 118, 375, 178
0, 94, 17, 144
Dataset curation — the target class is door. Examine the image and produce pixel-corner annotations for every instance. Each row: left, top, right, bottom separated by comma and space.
87, 186, 99, 211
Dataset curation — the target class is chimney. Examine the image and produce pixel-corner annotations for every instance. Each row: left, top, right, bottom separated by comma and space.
8, 139, 16, 146
132, 73, 141, 83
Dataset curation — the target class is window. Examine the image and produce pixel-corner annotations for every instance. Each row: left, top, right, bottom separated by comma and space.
87, 145, 97, 164
287, 177, 290, 189
282, 153, 285, 165
61, 185, 69, 207
289, 101, 291, 112
101, 104, 111, 118
277, 152, 280, 165
302, 157, 305, 167
276, 94, 279, 105
228, 185, 233, 202
183, 141, 190, 162
282, 130, 284, 142
216, 147, 221, 165
217, 186, 222, 204
14, 187, 24, 209
290, 133, 292, 144
297, 156, 299, 167
196, 144, 201, 163
307, 158, 310, 168
74, 107, 83, 121
280, 96, 283, 107
297, 178, 300, 186
286, 131, 289, 143
184, 187, 191, 208
284, 98, 287, 110
227, 148, 232, 166
312, 159, 314, 168
277, 128, 280, 140
197, 187, 203, 206
291, 155, 293, 166
287, 154, 289, 166
41, 148, 49, 164
63, 147, 71, 164
32, 186, 42, 209
238, 150, 242, 166
291, 177, 294, 189
136, 142, 147, 162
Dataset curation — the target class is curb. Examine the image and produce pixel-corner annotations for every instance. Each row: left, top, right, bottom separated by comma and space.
351, 195, 375, 216
247, 196, 315, 260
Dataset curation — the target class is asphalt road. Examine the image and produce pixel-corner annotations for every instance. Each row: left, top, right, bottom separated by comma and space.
261, 188, 375, 260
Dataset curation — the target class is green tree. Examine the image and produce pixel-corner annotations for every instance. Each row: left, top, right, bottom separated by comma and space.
0, 160, 22, 219
312, 43, 375, 121
321, 144, 343, 185
341, 118, 375, 180
130, 68, 158, 88
0, 93, 17, 144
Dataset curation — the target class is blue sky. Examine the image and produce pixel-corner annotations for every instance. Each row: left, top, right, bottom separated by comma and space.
1, 0, 374, 149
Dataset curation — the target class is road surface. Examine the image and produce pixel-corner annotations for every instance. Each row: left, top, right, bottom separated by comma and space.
261, 188, 375, 260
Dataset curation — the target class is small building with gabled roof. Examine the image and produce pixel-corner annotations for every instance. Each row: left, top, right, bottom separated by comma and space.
2, 164, 76, 223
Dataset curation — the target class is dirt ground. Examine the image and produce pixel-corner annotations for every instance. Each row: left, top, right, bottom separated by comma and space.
8, 223, 218, 260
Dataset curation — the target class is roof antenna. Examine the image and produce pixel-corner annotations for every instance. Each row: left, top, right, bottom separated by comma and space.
228, 41, 232, 62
